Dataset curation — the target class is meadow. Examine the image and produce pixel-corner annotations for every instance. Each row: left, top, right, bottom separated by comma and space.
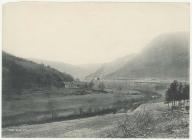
2, 86, 147, 127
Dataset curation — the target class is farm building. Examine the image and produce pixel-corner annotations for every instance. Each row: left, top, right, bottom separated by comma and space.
63, 82, 75, 88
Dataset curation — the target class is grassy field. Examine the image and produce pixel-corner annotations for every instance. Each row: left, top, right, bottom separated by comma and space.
2, 87, 147, 127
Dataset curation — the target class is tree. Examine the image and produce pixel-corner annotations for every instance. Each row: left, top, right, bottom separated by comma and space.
182, 84, 189, 106
177, 82, 183, 105
165, 80, 189, 109
165, 80, 179, 108
98, 82, 105, 91
88, 80, 94, 89
171, 80, 178, 106
165, 88, 171, 108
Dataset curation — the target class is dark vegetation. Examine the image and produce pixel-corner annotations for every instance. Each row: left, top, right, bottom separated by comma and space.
2, 52, 73, 91
165, 80, 189, 110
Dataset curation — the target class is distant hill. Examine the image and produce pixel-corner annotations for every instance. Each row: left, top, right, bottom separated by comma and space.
85, 54, 135, 80
2, 52, 74, 90
106, 33, 189, 80
88, 32, 189, 81
30, 59, 101, 80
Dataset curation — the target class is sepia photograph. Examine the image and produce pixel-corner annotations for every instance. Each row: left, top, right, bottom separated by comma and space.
1, 1, 190, 138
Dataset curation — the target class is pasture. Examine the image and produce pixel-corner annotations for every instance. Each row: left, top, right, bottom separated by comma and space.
2, 87, 146, 127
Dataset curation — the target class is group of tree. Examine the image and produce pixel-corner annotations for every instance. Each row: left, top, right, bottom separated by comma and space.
88, 80, 94, 89
87, 79, 105, 91
165, 80, 189, 109
98, 82, 105, 91
3, 52, 74, 91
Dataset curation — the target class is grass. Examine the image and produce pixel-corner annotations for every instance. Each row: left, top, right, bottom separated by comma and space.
2, 87, 144, 127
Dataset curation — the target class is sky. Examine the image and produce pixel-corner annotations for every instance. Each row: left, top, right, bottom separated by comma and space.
3, 2, 189, 65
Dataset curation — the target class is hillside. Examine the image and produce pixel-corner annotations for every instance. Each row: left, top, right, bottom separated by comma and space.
85, 54, 135, 80
88, 32, 189, 80
2, 52, 74, 91
31, 59, 101, 80
106, 33, 189, 80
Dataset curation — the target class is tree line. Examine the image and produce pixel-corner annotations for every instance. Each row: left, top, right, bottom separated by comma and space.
3, 52, 74, 91
165, 80, 189, 109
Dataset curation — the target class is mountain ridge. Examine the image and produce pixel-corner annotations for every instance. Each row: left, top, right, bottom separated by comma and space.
87, 32, 189, 81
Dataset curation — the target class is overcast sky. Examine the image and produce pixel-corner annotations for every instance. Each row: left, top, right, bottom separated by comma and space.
3, 2, 189, 65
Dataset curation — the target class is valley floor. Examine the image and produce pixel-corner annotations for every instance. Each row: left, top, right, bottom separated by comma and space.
2, 102, 189, 138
